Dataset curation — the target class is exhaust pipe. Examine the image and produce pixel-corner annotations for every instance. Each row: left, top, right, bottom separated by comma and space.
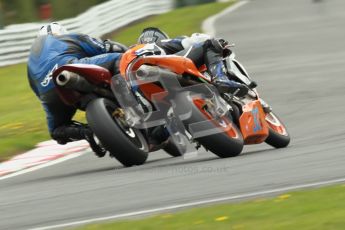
56, 70, 95, 93
136, 65, 161, 82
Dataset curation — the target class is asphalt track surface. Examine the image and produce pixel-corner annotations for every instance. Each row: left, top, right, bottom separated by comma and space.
1, 0, 345, 229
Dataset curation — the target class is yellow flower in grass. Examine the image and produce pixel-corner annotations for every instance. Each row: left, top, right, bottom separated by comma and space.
215, 216, 229, 221
278, 194, 291, 200
274, 194, 291, 202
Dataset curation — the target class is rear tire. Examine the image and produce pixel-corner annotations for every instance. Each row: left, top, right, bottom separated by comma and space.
176, 92, 244, 158
163, 138, 184, 157
86, 98, 148, 167
196, 122, 244, 158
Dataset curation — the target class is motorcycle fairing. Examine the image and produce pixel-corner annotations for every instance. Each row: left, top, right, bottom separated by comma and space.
239, 100, 269, 144
52, 64, 111, 105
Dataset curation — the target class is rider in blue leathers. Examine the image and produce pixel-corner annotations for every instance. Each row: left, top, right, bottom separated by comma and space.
27, 22, 128, 157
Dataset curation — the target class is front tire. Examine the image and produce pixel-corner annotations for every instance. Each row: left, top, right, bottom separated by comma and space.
86, 98, 148, 167
265, 111, 290, 148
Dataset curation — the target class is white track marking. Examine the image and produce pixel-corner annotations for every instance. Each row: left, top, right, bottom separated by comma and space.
0, 151, 88, 181
30, 177, 345, 230
0, 140, 90, 180
202, 0, 249, 36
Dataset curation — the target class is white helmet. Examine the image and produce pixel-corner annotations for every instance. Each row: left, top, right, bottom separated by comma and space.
38, 22, 68, 36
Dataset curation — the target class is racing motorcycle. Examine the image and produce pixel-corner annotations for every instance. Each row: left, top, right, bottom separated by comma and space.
52, 43, 290, 167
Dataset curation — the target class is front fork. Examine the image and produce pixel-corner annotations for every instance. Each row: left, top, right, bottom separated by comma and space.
259, 98, 272, 114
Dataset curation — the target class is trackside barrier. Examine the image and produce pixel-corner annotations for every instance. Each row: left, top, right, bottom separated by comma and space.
0, 0, 173, 67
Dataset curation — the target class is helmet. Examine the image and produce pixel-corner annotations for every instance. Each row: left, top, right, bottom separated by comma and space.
137, 27, 169, 44
38, 22, 68, 36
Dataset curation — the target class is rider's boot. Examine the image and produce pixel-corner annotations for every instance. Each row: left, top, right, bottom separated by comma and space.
204, 39, 248, 97
51, 121, 107, 158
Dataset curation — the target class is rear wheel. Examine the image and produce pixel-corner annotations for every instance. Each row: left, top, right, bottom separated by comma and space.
195, 116, 244, 157
163, 139, 184, 157
86, 98, 148, 167
265, 111, 290, 148
176, 92, 244, 158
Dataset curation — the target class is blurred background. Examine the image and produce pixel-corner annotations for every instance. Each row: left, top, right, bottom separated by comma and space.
0, 0, 107, 27
0, 0, 217, 28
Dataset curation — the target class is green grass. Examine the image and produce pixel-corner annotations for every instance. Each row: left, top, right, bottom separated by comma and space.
0, 63, 49, 160
75, 184, 345, 230
109, 1, 235, 45
0, 63, 86, 161
0, 1, 234, 161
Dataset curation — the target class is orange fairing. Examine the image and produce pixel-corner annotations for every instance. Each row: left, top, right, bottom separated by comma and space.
120, 45, 211, 82
133, 56, 206, 80
119, 45, 212, 102
138, 82, 166, 102
239, 100, 269, 144
265, 112, 288, 136
193, 98, 239, 139
120, 44, 146, 76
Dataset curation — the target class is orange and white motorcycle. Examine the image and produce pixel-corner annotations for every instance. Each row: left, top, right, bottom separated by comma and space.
53, 43, 290, 167
110, 43, 290, 160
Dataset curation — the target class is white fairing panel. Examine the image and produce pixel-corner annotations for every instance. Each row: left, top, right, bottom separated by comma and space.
225, 55, 252, 85
135, 43, 166, 56
181, 33, 212, 49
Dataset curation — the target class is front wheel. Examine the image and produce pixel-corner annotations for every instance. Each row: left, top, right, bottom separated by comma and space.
86, 98, 148, 167
265, 111, 290, 148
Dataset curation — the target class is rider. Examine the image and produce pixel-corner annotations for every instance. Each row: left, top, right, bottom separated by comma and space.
137, 27, 249, 96
27, 22, 128, 157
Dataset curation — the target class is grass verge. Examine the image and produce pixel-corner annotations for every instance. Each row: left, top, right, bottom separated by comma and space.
0, 1, 234, 161
0, 63, 49, 160
109, 1, 234, 45
75, 184, 345, 230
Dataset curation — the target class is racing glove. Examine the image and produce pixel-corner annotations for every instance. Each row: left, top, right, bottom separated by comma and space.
209, 38, 232, 57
